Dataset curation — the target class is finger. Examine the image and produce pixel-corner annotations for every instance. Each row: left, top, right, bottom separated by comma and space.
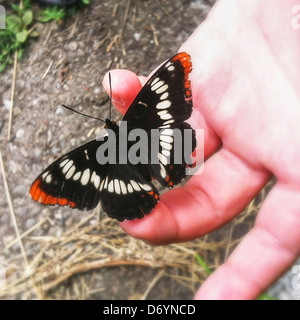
102, 70, 147, 115
195, 183, 300, 299
120, 148, 270, 244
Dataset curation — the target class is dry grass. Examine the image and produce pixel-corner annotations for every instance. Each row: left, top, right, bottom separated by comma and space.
0, 180, 272, 300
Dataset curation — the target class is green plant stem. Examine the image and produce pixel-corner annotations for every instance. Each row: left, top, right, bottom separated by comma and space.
194, 253, 213, 275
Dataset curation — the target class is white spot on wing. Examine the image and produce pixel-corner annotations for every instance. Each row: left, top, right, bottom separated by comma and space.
160, 141, 172, 150
138, 183, 152, 191
158, 153, 168, 165
94, 175, 100, 189
160, 135, 174, 143
161, 129, 173, 136
59, 159, 69, 168
73, 171, 81, 181
151, 77, 159, 86
163, 119, 175, 125
162, 149, 171, 157
42, 171, 49, 179
158, 110, 168, 116
108, 180, 114, 192
167, 65, 175, 72
84, 149, 89, 160
138, 101, 147, 107
156, 84, 168, 94
114, 179, 121, 195
81, 168, 90, 186
99, 179, 105, 191
91, 171, 96, 183
160, 92, 169, 100
62, 160, 73, 174
151, 80, 164, 91
130, 180, 141, 191
104, 177, 108, 189
160, 113, 172, 120
127, 184, 133, 193
46, 174, 52, 183
66, 165, 76, 179
156, 100, 171, 109
120, 180, 127, 194
160, 164, 167, 178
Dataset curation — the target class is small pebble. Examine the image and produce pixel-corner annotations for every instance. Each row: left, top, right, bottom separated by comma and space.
69, 41, 78, 51
25, 218, 36, 229
13, 185, 27, 196
16, 128, 25, 139
56, 105, 64, 115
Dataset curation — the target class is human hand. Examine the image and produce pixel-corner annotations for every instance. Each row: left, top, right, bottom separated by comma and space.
103, 0, 300, 299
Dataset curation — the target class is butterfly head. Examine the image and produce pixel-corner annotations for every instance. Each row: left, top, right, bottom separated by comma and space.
104, 119, 118, 131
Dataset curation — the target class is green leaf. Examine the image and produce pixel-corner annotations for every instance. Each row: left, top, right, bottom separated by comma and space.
16, 29, 28, 43
11, 3, 21, 14
39, 7, 65, 23
22, 11, 33, 26
6, 15, 22, 33
17, 49, 24, 59
81, 0, 90, 4
0, 63, 7, 73
257, 293, 276, 300
23, 0, 32, 10
29, 30, 40, 38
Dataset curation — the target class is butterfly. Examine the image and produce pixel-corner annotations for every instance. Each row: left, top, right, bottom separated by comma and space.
29, 52, 196, 221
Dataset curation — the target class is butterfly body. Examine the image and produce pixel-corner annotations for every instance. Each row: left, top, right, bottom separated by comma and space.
30, 52, 196, 221
104, 119, 118, 130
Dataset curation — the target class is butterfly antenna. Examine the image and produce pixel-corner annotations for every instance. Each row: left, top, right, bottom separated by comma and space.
61, 104, 106, 123
109, 72, 112, 120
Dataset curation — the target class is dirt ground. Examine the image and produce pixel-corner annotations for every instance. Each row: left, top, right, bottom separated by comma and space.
0, 0, 297, 300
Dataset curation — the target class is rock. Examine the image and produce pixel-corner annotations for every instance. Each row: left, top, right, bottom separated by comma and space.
3, 99, 11, 110
56, 104, 64, 115
34, 148, 42, 158
134, 32, 141, 41
25, 218, 36, 229
15, 206, 28, 216
16, 129, 25, 140
68, 41, 78, 51
13, 185, 27, 196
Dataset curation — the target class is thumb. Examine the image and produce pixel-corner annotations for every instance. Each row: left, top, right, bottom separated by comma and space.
102, 69, 147, 115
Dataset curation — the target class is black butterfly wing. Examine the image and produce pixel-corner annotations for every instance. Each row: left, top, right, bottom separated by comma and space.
30, 137, 159, 221
150, 122, 196, 188
30, 139, 109, 211
100, 163, 159, 221
123, 52, 196, 187
123, 52, 192, 130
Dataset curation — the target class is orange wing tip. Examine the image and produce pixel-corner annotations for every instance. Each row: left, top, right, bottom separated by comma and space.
172, 52, 192, 99
172, 52, 191, 62
30, 178, 76, 208
29, 179, 43, 201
